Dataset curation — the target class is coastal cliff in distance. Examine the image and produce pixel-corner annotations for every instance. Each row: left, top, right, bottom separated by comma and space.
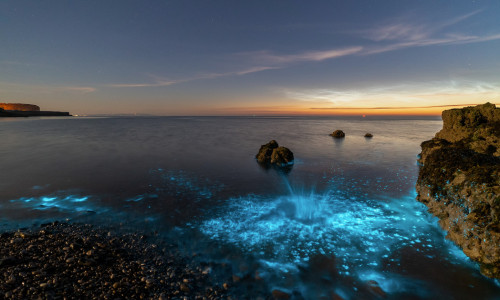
416, 103, 499, 278
0, 103, 70, 117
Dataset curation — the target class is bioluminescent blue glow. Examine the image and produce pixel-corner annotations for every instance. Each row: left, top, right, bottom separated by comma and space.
148, 168, 224, 201
10, 194, 95, 213
198, 179, 469, 278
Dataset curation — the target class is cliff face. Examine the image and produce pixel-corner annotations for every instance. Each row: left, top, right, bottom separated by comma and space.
416, 103, 500, 278
0, 103, 40, 111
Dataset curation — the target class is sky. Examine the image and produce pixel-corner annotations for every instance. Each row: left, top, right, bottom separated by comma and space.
1, 0, 500, 116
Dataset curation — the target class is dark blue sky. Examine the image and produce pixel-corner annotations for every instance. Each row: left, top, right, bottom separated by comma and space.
1, 0, 499, 115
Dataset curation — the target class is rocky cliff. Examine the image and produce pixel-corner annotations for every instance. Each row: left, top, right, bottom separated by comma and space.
416, 103, 499, 278
0, 103, 40, 111
0, 103, 70, 117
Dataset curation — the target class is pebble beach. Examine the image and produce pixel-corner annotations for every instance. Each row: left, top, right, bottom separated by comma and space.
0, 222, 254, 300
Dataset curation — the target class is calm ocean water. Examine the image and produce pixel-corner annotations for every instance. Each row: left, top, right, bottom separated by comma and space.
1, 116, 499, 299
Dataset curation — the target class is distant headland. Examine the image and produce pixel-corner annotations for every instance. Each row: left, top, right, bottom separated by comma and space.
0, 103, 71, 117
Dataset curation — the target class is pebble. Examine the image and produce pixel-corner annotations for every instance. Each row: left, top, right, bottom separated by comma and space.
0, 222, 239, 299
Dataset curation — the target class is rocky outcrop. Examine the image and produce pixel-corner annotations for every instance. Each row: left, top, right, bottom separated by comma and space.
0, 103, 40, 111
330, 130, 345, 138
256, 140, 294, 167
0, 108, 25, 117
416, 103, 500, 278
0, 103, 70, 117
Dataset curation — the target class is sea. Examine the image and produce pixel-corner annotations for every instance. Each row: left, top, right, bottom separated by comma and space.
1, 116, 499, 299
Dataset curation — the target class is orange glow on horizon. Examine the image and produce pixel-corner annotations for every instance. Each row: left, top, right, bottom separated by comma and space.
214, 103, 500, 116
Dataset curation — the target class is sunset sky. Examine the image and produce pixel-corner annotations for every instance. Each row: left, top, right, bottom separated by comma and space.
1, 0, 499, 116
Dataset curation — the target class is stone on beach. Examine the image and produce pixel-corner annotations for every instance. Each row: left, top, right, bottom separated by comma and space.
0, 222, 234, 299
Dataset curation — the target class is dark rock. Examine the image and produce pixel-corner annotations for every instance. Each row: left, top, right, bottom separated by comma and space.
416, 103, 500, 278
271, 146, 294, 167
272, 288, 291, 299
0, 256, 16, 267
364, 133, 373, 138
330, 130, 345, 138
256, 140, 294, 167
256, 140, 279, 164
366, 280, 386, 297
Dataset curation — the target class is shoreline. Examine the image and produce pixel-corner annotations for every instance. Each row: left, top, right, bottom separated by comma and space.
0, 222, 262, 299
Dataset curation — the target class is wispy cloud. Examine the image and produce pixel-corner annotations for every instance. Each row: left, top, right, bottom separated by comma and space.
111, 11, 500, 89
110, 47, 361, 88
362, 33, 499, 55
360, 10, 500, 55
245, 47, 363, 64
309, 103, 493, 110
364, 10, 481, 42
0, 82, 96, 94
109, 79, 180, 88
108, 66, 279, 88
60, 86, 96, 93
284, 80, 500, 109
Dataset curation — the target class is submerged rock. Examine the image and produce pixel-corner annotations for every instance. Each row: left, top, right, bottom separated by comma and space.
256, 140, 294, 167
416, 103, 500, 278
330, 130, 345, 138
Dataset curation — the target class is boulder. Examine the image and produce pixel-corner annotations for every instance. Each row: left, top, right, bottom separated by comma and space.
256, 140, 279, 164
330, 130, 345, 138
270, 147, 294, 167
364, 133, 373, 138
256, 140, 294, 167
416, 103, 500, 278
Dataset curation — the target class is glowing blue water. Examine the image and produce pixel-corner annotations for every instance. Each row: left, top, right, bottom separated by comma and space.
1, 116, 499, 298
199, 179, 442, 272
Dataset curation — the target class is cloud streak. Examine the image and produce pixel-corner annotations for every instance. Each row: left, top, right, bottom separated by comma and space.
246, 47, 363, 64
309, 103, 495, 110
360, 10, 500, 55
110, 11, 500, 89
364, 10, 482, 42
108, 66, 282, 88
0, 82, 96, 94
285, 80, 500, 109
110, 47, 362, 88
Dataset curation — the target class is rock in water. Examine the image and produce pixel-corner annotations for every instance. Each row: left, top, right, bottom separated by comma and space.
416, 103, 500, 278
271, 147, 294, 167
256, 140, 279, 164
330, 130, 345, 138
364, 133, 373, 138
256, 140, 294, 167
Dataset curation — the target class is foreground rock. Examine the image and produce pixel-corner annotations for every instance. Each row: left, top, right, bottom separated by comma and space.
330, 130, 345, 138
0, 222, 234, 299
416, 103, 500, 278
256, 140, 294, 167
